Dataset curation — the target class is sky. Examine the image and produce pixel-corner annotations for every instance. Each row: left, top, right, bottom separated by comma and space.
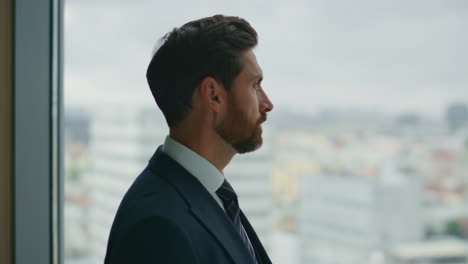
64, 0, 468, 119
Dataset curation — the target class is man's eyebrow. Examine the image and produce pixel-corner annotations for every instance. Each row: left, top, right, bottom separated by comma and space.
252, 75, 263, 82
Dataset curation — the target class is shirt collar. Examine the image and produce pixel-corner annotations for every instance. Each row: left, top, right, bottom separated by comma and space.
162, 136, 225, 197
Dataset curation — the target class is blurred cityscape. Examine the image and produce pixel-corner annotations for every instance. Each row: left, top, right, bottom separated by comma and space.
64, 102, 468, 264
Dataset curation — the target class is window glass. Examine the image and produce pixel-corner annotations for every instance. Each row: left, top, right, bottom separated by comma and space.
64, 1, 468, 263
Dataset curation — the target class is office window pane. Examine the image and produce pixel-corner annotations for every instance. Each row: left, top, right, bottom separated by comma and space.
64, 1, 468, 264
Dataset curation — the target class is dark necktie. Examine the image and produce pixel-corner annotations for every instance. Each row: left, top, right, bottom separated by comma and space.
216, 179, 257, 262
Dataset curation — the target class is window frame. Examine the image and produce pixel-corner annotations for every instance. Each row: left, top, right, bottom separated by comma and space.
14, 0, 63, 263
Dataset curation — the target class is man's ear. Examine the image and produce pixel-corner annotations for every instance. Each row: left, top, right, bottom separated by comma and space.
198, 76, 225, 113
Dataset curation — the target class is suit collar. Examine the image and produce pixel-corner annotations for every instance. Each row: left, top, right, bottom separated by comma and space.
148, 147, 257, 264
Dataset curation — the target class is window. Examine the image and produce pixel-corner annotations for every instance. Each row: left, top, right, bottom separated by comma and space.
63, 1, 468, 264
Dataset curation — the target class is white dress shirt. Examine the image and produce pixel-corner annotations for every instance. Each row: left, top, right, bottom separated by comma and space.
162, 136, 225, 209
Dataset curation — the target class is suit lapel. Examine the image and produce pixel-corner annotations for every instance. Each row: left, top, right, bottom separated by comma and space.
149, 147, 257, 264
190, 205, 256, 264
240, 210, 272, 264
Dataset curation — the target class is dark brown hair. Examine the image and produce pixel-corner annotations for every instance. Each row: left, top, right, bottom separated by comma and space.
146, 15, 258, 127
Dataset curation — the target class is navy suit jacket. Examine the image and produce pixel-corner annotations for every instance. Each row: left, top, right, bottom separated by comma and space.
104, 146, 272, 264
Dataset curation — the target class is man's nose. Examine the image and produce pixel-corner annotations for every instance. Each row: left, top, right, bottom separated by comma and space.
260, 89, 273, 113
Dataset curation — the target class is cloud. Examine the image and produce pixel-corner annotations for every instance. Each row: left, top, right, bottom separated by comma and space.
64, 0, 468, 118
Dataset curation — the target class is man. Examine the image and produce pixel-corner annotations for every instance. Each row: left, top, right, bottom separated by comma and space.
104, 15, 274, 264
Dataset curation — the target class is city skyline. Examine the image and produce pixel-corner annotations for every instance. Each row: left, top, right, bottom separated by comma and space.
64, 103, 468, 264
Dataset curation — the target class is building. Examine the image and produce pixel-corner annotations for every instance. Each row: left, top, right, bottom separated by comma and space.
446, 103, 468, 132
298, 162, 424, 264
83, 105, 167, 263
388, 238, 468, 264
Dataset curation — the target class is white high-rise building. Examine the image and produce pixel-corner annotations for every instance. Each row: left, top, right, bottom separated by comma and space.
84, 105, 275, 263
298, 162, 424, 264
84, 105, 167, 263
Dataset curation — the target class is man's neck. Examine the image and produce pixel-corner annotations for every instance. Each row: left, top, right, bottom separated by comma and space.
169, 130, 235, 173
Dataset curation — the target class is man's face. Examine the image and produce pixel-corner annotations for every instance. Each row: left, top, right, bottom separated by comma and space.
216, 50, 274, 153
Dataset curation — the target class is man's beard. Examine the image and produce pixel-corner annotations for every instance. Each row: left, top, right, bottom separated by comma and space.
216, 100, 266, 154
